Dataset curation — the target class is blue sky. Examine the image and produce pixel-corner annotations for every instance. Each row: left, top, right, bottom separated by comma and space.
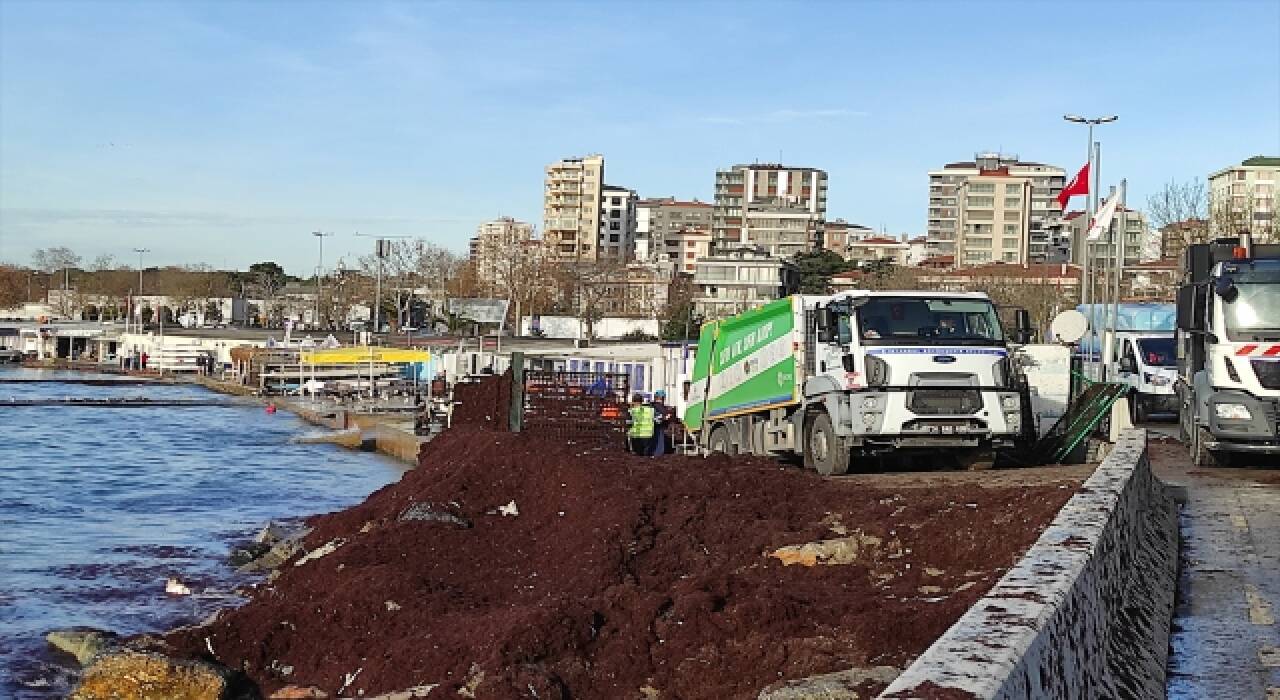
1, 0, 1278, 275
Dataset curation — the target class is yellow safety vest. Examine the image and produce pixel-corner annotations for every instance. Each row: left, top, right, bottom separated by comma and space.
627, 405, 655, 439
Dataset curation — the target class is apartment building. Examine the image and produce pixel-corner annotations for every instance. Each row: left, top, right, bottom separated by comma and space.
846, 237, 911, 267
1064, 207, 1150, 269
713, 164, 828, 258
599, 185, 638, 260
544, 154, 605, 262
1208, 155, 1279, 237
636, 197, 713, 265
926, 153, 1065, 267
691, 247, 800, 320
816, 219, 875, 254
469, 217, 536, 289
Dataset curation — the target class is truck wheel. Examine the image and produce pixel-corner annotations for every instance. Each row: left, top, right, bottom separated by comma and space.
1131, 396, 1148, 425
807, 413, 850, 476
1191, 426, 1228, 467
708, 425, 735, 456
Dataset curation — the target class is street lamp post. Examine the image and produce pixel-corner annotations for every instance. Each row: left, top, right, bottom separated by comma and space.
1063, 114, 1117, 375
312, 232, 333, 329
133, 248, 150, 294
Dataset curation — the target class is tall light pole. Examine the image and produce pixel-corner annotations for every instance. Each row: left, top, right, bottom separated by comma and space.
1063, 114, 1117, 372
133, 248, 150, 294
354, 233, 410, 337
312, 232, 333, 328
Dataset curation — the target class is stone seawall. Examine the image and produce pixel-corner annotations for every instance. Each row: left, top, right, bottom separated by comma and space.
877, 429, 1177, 699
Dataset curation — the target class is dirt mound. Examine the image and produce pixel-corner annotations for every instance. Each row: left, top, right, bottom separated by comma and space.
166, 419, 1078, 699
450, 372, 512, 430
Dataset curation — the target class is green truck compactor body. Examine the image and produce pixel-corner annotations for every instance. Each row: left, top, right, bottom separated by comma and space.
684, 296, 804, 433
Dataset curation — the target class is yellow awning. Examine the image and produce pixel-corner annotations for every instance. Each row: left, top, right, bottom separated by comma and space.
300, 347, 432, 365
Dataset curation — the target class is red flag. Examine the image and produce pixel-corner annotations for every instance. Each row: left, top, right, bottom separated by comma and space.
1057, 162, 1089, 210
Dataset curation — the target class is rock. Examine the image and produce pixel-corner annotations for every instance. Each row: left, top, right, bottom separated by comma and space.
46, 627, 120, 666
270, 686, 327, 698
256, 522, 292, 546
365, 685, 437, 700
497, 500, 518, 517
398, 503, 471, 528
69, 651, 231, 700
293, 538, 346, 568
769, 531, 903, 567
238, 529, 311, 573
229, 542, 270, 567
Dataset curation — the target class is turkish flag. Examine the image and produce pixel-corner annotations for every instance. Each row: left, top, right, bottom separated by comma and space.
1057, 162, 1089, 210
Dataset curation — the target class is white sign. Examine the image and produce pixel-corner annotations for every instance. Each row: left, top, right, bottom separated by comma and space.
447, 298, 509, 324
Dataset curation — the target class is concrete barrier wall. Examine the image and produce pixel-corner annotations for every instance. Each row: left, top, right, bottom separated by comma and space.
877, 429, 1177, 699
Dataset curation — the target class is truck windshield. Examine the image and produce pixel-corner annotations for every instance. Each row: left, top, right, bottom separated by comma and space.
856, 297, 1004, 345
1223, 283, 1280, 341
1137, 338, 1176, 367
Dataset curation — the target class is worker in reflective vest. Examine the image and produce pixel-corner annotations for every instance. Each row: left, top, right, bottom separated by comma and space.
626, 393, 655, 456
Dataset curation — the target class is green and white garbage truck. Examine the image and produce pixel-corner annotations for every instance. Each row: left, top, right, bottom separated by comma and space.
682, 290, 1033, 474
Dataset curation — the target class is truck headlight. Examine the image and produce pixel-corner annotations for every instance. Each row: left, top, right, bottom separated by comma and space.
1000, 394, 1019, 410
1214, 403, 1252, 420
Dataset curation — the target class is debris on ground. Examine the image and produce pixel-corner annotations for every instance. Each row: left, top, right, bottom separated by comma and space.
161, 375, 1080, 699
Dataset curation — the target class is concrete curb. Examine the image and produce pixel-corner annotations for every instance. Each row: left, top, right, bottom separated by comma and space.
875, 429, 1177, 699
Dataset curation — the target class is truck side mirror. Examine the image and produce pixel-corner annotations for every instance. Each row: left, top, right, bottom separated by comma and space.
1013, 309, 1033, 344
817, 307, 837, 343
1176, 285, 1194, 330
1214, 276, 1237, 301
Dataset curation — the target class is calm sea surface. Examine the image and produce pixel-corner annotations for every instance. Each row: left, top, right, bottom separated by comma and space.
0, 368, 404, 698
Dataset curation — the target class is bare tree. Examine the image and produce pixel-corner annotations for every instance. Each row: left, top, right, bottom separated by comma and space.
1147, 179, 1211, 254
555, 259, 630, 339
0, 265, 25, 310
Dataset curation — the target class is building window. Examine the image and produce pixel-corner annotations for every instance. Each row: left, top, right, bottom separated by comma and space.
970, 183, 996, 194
1004, 197, 1021, 207
609, 234, 620, 242
610, 210, 621, 219
1005, 184, 1022, 193
612, 197, 621, 205
1002, 237, 1019, 248
1004, 224, 1019, 235
966, 196, 995, 207
1004, 210, 1021, 220
610, 221, 621, 230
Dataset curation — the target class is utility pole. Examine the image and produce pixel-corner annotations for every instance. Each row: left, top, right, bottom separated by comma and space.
1063, 114, 1118, 375
133, 248, 150, 294
312, 232, 333, 328
355, 233, 410, 338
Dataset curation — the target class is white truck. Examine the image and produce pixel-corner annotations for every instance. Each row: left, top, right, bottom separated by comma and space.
1114, 332, 1178, 423
1176, 233, 1280, 465
682, 290, 1033, 474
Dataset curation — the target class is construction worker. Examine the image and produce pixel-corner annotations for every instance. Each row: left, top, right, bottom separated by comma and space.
650, 389, 672, 456
626, 392, 655, 456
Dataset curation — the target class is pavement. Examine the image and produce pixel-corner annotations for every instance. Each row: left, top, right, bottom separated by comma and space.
1144, 421, 1280, 699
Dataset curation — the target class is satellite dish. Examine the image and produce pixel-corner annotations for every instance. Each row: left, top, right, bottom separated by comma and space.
1049, 309, 1089, 344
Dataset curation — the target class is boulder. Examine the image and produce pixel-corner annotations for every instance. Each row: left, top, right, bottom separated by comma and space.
69, 651, 245, 700
237, 528, 311, 573
46, 627, 120, 666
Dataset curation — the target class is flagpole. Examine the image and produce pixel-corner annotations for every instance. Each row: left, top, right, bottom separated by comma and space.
1108, 180, 1128, 381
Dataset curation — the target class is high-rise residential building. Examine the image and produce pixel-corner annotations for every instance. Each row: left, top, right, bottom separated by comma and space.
469, 216, 536, 289
713, 163, 828, 258
636, 197, 714, 270
598, 185, 638, 260
1208, 156, 1279, 238
544, 154, 605, 262
1064, 207, 1150, 270
926, 153, 1065, 267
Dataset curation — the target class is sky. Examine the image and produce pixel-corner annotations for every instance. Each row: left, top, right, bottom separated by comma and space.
1, 0, 1278, 276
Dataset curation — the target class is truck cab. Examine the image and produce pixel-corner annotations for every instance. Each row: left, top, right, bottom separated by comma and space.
1177, 237, 1280, 465
810, 291, 1027, 460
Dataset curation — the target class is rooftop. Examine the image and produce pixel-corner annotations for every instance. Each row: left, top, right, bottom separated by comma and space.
851, 236, 907, 246
1242, 155, 1280, 167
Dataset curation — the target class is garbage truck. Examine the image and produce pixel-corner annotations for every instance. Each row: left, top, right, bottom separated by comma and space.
1176, 232, 1280, 465
681, 290, 1033, 474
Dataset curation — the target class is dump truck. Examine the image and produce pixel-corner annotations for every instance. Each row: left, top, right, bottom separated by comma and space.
1176, 232, 1280, 465
682, 290, 1033, 474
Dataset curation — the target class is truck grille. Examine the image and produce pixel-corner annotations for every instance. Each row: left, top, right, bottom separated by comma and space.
907, 389, 982, 415
1252, 360, 1280, 389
